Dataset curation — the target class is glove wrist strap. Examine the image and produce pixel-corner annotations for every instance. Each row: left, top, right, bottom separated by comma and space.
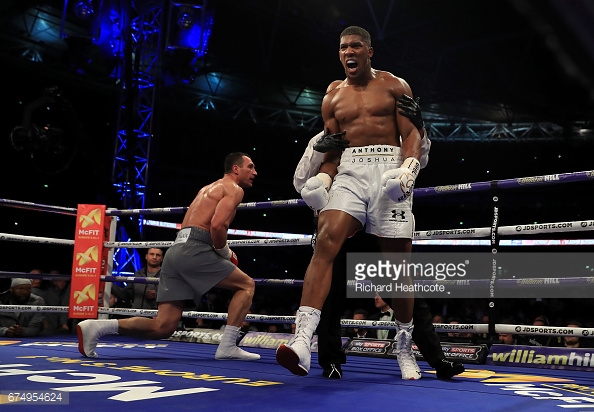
402, 157, 421, 178
215, 243, 231, 259
316, 173, 333, 190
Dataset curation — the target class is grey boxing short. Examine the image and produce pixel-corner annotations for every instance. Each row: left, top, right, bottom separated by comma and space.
157, 227, 236, 303
321, 145, 415, 238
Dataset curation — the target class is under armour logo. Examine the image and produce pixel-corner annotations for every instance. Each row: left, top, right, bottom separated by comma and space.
391, 210, 406, 219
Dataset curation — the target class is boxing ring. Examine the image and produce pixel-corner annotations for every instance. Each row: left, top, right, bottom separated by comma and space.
1, 169, 594, 411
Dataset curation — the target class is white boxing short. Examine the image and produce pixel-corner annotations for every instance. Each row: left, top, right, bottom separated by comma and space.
321, 145, 414, 239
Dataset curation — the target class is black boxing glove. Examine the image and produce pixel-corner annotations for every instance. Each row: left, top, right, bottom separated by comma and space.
397, 94, 424, 130
313, 129, 349, 153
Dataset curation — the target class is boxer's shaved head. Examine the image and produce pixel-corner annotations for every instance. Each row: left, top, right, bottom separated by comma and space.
340, 26, 371, 47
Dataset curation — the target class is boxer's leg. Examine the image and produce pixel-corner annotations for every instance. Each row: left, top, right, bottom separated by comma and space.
277, 209, 360, 375
214, 268, 260, 361
412, 295, 465, 378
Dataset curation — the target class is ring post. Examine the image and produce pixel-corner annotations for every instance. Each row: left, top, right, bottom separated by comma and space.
488, 180, 500, 338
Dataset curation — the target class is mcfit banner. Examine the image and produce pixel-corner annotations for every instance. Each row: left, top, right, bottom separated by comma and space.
69, 205, 108, 319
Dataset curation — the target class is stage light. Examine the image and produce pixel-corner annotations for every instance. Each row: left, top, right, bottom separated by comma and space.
73, 0, 94, 19
178, 7, 194, 29
166, 2, 213, 54
10, 86, 82, 174
61, 0, 105, 41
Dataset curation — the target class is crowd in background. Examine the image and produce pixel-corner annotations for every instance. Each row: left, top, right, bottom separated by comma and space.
1, 259, 593, 350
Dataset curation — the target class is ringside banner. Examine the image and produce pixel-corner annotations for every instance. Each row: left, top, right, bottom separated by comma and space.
344, 339, 488, 364
346, 252, 594, 298
69, 205, 108, 319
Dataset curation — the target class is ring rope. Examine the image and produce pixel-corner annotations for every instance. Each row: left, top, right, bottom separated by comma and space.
2, 172, 591, 339
413, 277, 594, 287
0, 270, 306, 287
414, 169, 594, 198
102, 237, 314, 248
3, 218, 593, 249
0, 233, 74, 245
3, 232, 594, 249
0, 198, 78, 216
2, 170, 592, 216
414, 219, 594, 239
1, 304, 592, 338
415, 239, 594, 246
3, 270, 592, 288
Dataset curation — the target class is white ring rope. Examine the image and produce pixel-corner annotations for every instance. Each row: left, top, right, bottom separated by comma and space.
4, 270, 594, 289
2, 218, 594, 248
414, 220, 594, 239
0, 233, 74, 246
103, 238, 313, 248
414, 239, 594, 246
1, 304, 592, 338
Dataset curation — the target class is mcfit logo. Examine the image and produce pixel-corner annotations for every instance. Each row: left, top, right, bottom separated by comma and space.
79, 208, 102, 228
74, 283, 96, 304
76, 245, 99, 265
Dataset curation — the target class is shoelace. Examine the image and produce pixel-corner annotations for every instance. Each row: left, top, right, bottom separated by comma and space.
396, 329, 412, 352
398, 352, 419, 373
291, 311, 311, 346
329, 364, 342, 378
396, 330, 419, 372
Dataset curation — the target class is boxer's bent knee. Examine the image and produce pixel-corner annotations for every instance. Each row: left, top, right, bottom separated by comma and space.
241, 277, 256, 295
155, 322, 178, 338
313, 229, 346, 260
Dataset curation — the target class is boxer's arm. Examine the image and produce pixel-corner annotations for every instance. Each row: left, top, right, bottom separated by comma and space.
211, 189, 242, 249
420, 133, 431, 169
381, 80, 423, 203
395, 86, 422, 162
300, 150, 339, 211
318, 152, 340, 179
294, 131, 325, 193
300, 105, 340, 210
397, 94, 431, 169
399, 131, 430, 169
319, 97, 342, 180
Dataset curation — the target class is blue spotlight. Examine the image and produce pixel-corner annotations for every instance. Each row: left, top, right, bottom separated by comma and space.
178, 7, 194, 29
73, 0, 94, 19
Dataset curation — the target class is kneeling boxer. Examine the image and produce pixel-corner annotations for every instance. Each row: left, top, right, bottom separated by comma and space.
77, 152, 260, 361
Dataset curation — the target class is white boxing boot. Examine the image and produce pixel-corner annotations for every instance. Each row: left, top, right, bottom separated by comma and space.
395, 320, 422, 380
215, 325, 260, 361
276, 306, 321, 376
77, 319, 118, 358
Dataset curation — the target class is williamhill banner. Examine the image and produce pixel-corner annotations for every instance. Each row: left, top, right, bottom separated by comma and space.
69, 205, 109, 319
488, 344, 594, 372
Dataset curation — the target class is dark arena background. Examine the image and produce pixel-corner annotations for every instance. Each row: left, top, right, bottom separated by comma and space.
1, 1, 594, 410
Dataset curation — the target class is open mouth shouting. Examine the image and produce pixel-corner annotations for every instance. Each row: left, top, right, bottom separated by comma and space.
346, 59, 358, 74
